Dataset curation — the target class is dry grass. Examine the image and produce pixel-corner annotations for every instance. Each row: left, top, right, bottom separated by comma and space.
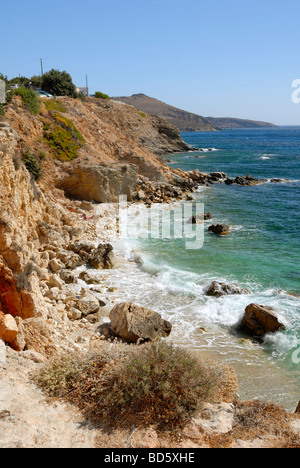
205, 401, 300, 448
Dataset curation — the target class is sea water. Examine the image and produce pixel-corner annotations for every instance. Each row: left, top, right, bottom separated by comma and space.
105, 127, 300, 410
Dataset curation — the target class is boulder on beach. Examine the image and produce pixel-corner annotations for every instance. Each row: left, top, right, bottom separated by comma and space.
208, 224, 231, 236
206, 281, 251, 297
241, 303, 286, 337
109, 302, 172, 343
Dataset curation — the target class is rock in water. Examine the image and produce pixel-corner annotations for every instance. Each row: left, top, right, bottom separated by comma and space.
241, 303, 286, 337
208, 224, 231, 236
109, 302, 172, 343
187, 213, 212, 224
206, 281, 251, 297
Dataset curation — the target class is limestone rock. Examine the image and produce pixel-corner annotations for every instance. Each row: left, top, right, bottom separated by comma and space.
89, 244, 116, 270
241, 303, 286, 337
21, 317, 56, 357
56, 163, 139, 203
206, 281, 251, 297
78, 295, 100, 316
49, 258, 65, 273
0, 312, 19, 343
109, 302, 172, 343
59, 269, 76, 284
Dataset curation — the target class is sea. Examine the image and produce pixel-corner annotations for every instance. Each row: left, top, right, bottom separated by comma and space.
103, 127, 300, 411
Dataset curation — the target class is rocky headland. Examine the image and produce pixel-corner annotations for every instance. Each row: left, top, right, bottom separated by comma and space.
0, 94, 299, 448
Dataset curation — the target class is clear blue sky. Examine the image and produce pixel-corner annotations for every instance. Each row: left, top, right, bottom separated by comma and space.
2, 0, 300, 125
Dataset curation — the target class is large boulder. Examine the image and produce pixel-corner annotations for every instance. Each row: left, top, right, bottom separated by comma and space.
0, 312, 18, 343
56, 163, 139, 203
109, 302, 172, 343
206, 281, 251, 297
241, 303, 286, 337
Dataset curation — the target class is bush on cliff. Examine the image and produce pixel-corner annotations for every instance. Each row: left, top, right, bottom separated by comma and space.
94, 91, 110, 100
13, 87, 40, 115
22, 149, 43, 181
35, 341, 228, 430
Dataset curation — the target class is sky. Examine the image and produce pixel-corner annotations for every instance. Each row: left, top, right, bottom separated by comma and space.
2, 0, 300, 125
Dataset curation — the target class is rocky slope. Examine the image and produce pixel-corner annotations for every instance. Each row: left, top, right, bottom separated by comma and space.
0, 94, 299, 449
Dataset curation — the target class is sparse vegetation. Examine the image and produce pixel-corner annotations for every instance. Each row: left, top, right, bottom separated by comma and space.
43, 99, 66, 113
94, 91, 110, 100
35, 341, 226, 431
13, 87, 40, 115
22, 149, 43, 180
43, 111, 85, 161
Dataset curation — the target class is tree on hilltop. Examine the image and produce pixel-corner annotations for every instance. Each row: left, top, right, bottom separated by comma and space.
41, 69, 77, 98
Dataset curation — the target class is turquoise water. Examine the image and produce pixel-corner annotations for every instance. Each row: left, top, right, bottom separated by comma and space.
111, 127, 300, 409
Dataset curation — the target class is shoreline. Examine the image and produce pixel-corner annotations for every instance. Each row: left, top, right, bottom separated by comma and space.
77, 194, 300, 412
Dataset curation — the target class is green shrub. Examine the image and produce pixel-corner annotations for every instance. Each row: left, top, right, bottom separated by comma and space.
22, 149, 43, 180
35, 341, 222, 430
41, 69, 77, 98
0, 104, 5, 118
94, 91, 110, 100
14, 87, 40, 115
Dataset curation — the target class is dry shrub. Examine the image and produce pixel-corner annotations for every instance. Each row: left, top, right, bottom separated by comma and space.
35, 341, 231, 431
233, 401, 300, 448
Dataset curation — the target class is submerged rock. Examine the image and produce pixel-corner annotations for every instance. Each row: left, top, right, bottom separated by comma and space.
206, 281, 251, 297
241, 303, 286, 337
109, 302, 172, 343
208, 224, 231, 236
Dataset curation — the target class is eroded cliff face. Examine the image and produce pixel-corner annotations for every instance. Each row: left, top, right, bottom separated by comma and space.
0, 119, 83, 322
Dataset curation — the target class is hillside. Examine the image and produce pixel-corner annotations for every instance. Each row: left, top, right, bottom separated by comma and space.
112, 94, 276, 131
206, 116, 277, 129
112, 94, 216, 132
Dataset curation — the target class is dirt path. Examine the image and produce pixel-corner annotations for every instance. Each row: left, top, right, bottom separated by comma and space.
0, 347, 97, 448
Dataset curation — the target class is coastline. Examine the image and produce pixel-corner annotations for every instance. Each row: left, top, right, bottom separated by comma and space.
96, 199, 300, 413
